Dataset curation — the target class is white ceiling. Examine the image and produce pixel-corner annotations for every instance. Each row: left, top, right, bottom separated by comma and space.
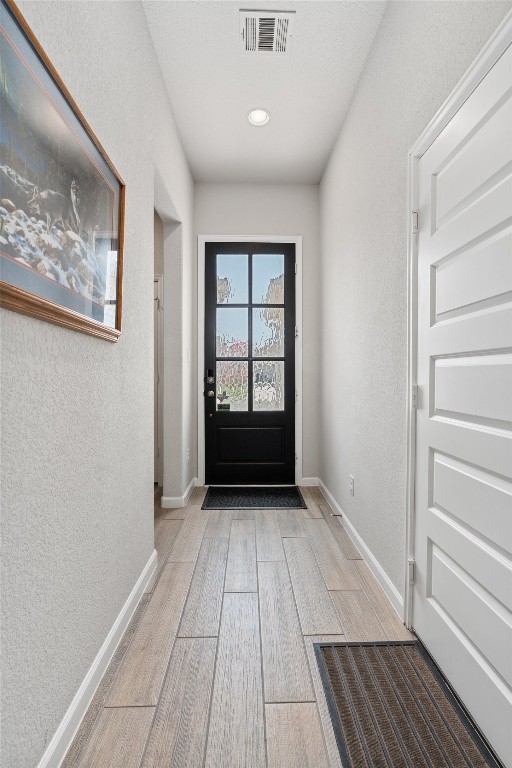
143, 1, 386, 183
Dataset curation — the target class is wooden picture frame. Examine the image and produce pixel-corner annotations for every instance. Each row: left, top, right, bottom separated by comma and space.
0, 0, 124, 341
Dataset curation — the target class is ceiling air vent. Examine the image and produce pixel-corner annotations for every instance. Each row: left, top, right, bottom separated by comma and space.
240, 10, 295, 54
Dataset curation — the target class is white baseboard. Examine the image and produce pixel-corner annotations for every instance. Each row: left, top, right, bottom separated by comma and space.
161, 476, 198, 509
300, 477, 320, 487
37, 549, 157, 768
318, 480, 404, 620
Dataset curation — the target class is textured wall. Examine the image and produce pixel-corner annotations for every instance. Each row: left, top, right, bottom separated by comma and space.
0, 2, 193, 766
319, 0, 511, 597
195, 183, 321, 478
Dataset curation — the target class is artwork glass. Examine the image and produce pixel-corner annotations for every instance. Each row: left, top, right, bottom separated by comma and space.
0, 0, 124, 339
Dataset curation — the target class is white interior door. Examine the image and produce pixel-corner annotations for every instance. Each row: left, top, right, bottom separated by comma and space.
414, 43, 512, 766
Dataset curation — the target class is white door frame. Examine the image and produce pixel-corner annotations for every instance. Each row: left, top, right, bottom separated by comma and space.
154, 274, 164, 487
197, 235, 303, 486
404, 10, 512, 628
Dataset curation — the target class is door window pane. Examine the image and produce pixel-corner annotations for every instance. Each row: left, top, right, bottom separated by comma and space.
252, 308, 284, 357
252, 254, 285, 304
216, 361, 248, 411
217, 254, 248, 304
253, 361, 284, 411
216, 308, 248, 357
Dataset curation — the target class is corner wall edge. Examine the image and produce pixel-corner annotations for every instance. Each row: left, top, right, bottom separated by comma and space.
161, 476, 198, 508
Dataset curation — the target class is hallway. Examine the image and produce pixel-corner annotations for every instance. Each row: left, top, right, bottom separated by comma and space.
62, 487, 411, 767
2, 2, 511, 765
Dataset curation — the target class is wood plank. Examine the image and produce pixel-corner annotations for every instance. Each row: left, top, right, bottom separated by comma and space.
204, 593, 265, 768
189, 486, 207, 505
204, 510, 232, 539
178, 537, 228, 637
230, 509, 255, 519
224, 519, 257, 592
320, 506, 362, 560
308, 486, 325, 504
141, 638, 216, 768
303, 636, 345, 768
169, 508, 208, 562
184, 503, 204, 515
278, 509, 307, 538
303, 518, 361, 590
106, 562, 194, 706
300, 486, 323, 518
203, 510, 254, 537
162, 507, 187, 520
330, 589, 388, 642
154, 504, 169, 523
78, 708, 154, 768
283, 538, 342, 635
146, 519, 183, 593
258, 561, 314, 703
355, 560, 413, 640
255, 510, 285, 561
266, 703, 330, 768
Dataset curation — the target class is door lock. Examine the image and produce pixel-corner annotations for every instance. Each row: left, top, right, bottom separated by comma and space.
207, 390, 215, 398
206, 376, 214, 384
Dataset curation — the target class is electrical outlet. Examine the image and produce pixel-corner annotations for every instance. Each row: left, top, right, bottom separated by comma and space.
349, 474, 355, 497
186, 448, 190, 463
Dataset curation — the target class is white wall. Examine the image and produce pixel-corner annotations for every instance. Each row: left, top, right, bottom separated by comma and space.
195, 183, 321, 478
319, 0, 511, 600
0, 2, 193, 766
154, 210, 164, 275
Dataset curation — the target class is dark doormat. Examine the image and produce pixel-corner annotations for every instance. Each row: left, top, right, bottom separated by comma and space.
201, 485, 306, 510
315, 641, 503, 768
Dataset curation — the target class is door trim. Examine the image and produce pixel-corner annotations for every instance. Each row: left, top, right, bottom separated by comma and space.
154, 274, 163, 487
197, 235, 303, 486
404, 9, 512, 628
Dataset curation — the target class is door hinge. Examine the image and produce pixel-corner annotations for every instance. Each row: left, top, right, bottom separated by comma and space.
295, 388, 298, 402
411, 384, 418, 410
408, 559, 416, 584
295, 261, 297, 274
295, 452, 298, 464
295, 325, 298, 339
412, 210, 419, 235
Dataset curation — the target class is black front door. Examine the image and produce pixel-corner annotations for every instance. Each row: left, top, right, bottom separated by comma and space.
205, 242, 295, 485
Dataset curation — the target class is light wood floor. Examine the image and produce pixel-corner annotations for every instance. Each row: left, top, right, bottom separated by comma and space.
64, 485, 412, 768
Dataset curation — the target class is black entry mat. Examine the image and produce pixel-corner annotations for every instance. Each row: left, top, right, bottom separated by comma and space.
201, 485, 306, 509
315, 641, 502, 768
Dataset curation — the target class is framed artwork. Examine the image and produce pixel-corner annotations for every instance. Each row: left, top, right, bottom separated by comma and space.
0, 0, 124, 341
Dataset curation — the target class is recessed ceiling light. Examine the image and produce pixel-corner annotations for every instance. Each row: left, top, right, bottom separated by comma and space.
248, 108, 270, 126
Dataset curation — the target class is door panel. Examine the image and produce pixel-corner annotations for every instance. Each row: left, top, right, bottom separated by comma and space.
205, 242, 295, 484
414, 44, 512, 766
432, 453, 512, 550
217, 427, 284, 462
433, 353, 512, 427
